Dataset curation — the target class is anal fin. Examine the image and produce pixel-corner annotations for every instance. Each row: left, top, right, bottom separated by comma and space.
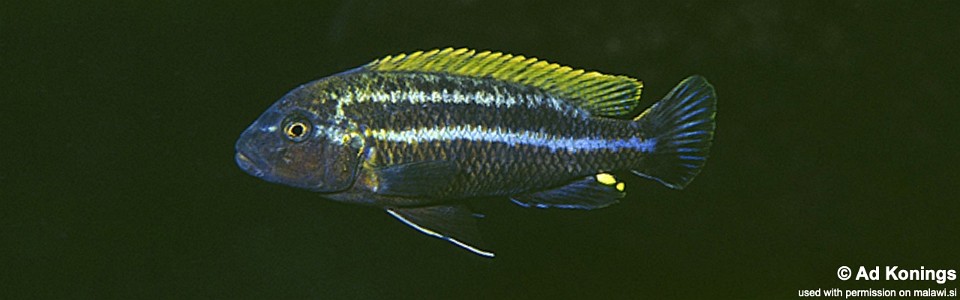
510, 173, 626, 210
386, 204, 494, 258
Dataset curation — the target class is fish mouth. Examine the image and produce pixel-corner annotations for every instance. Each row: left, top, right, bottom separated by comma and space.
235, 152, 266, 178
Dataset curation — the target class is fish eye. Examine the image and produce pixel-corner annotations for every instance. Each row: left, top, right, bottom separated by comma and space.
282, 115, 312, 142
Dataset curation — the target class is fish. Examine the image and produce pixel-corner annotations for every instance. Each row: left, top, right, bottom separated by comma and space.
235, 48, 716, 257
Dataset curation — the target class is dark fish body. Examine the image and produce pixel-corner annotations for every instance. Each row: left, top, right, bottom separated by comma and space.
235, 48, 717, 257
320, 71, 649, 202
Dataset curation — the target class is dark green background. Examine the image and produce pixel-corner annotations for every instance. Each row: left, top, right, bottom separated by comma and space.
3, 1, 958, 298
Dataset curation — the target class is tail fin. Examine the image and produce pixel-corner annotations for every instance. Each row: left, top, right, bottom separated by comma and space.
632, 75, 716, 189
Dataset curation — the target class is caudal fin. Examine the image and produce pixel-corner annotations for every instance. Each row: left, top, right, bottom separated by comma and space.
632, 75, 716, 189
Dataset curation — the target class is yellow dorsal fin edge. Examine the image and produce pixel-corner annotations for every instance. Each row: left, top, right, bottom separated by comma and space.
364, 47, 643, 117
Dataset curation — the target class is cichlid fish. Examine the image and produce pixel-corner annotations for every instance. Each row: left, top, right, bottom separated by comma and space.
235, 48, 716, 257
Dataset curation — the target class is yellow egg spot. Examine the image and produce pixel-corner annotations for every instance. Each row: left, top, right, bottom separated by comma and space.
595, 173, 616, 185
615, 182, 625, 192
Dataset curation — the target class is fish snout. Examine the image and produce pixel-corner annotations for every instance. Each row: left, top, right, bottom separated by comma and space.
235, 151, 266, 178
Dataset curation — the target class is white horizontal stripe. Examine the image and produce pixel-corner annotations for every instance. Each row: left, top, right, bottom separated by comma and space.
340, 85, 574, 114
368, 125, 655, 153
314, 124, 347, 145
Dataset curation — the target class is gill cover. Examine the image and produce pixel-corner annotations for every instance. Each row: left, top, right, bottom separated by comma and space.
315, 129, 365, 192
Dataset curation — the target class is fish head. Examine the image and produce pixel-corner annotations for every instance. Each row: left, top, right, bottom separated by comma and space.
235, 80, 364, 193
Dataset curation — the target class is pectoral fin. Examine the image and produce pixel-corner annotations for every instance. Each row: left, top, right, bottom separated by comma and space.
510, 173, 626, 210
373, 161, 459, 197
386, 204, 494, 258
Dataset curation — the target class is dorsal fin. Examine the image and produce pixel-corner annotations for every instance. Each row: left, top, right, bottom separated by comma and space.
364, 48, 643, 117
